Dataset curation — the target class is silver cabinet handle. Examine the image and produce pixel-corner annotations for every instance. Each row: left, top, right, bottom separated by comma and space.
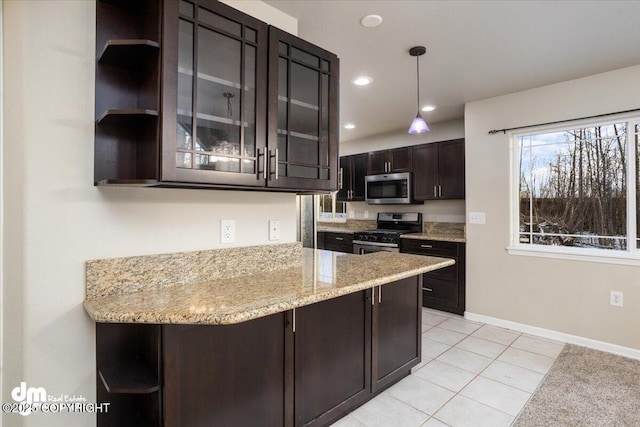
420, 244, 433, 249
335, 237, 344, 241
339, 168, 343, 189
275, 148, 279, 180
257, 149, 267, 180
424, 287, 433, 292
439, 185, 442, 198
349, 189, 353, 199
292, 308, 296, 332
372, 288, 375, 306
378, 286, 382, 303
433, 185, 437, 197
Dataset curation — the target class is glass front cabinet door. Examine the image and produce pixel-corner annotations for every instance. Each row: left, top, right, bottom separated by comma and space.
267, 27, 339, 191
162, 0, 268, 187
162, 0, 339, 191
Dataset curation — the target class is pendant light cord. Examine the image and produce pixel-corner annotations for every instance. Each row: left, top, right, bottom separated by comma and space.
416, 55, 420, 110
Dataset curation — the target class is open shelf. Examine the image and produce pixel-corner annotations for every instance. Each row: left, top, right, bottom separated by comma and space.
97, 108, 159, 125
99, 363, 160, 394
98, 39, 160, 70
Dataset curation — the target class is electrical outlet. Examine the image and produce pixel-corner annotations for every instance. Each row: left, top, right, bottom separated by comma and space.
610, 291, 623, 307
221, 219, 235, 244
469, 212, 486, 224
269, 219, 280, 241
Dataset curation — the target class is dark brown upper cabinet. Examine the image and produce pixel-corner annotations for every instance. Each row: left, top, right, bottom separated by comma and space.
161, 0, 269, 187
337, 153, 367, 201
267, 27, 339, 192
367, 147, 412, 175
412, 139, 465, 200
95, 0, 339, 193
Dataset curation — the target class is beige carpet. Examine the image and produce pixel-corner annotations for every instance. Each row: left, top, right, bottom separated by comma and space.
514, 344, 640, 426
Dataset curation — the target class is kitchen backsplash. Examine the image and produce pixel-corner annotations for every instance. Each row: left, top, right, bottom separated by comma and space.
344, 200, 466, 223
317, 219, 466, 238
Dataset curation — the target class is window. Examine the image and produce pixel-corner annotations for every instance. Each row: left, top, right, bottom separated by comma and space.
511, 115, 640, 262
317, 194, 347, 220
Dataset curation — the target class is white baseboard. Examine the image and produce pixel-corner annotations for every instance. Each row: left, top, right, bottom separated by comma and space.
464, 311, 640, 361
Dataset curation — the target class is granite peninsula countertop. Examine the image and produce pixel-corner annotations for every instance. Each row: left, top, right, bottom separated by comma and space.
84, 247, 453, 326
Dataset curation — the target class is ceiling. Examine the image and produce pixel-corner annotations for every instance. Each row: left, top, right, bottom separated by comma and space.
264, 0, 640, 142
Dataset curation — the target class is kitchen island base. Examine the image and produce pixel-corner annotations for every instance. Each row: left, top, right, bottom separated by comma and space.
96, 276, 422, 427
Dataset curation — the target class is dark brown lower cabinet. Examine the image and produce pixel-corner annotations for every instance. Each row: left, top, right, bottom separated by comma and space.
316, 231, 354, 253
372, 277, 422, 392
401, 239, 466, 315
295, 291, 371, 426
163, 314, 288, 427
96, 276, 421, 427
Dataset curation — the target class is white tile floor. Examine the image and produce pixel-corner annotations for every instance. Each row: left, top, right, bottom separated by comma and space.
332, 308, 565, 427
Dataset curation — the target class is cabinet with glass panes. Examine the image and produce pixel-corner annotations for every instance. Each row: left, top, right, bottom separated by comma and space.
94, 0, 339, 192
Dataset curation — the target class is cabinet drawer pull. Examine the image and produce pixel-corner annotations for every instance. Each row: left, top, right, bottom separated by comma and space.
372, 288, 375, 306
275, 148, 279, 180
335, 237, 344, 241
378, 286, 382, 303
439, 185, 442, 198
420, 244, 433, 249
339, 168, 343, 189
423, 287, 433, 292
433, 185, 437, 198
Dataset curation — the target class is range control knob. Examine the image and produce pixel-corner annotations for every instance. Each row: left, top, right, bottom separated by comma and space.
361, 235, 368, 241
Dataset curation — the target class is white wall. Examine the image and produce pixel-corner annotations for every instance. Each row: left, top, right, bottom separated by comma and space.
1, 2, 297, 426
340, 119, 466, 222
465, 64, 640, 352
340, 118, 464, 156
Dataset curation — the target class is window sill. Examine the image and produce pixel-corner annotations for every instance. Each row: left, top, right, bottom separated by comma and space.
506, 245, 640, 266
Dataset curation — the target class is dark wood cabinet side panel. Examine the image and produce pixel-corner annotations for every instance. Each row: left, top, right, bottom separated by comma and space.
163, 315, 286, 427
295, 291, 370, 426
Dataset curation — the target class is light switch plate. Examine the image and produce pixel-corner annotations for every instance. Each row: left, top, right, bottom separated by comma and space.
469, 212, 486, 224
269, 220, 280, 241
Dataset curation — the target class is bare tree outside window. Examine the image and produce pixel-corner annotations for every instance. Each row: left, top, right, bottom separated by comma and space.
518, 122, 629, 250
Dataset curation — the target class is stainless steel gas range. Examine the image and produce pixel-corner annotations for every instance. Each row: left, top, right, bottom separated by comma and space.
353, 212, 423, 254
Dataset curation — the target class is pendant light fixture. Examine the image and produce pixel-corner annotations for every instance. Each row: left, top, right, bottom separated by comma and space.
408, 46, 429, 134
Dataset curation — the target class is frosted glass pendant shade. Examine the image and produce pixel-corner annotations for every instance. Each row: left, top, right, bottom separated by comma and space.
408, 113, 429, 134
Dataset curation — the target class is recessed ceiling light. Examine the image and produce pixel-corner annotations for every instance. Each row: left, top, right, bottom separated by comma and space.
352, 76, 372, 86
344, 123, 356, 129
421, 105, 436, 112
360, 14, 383, 28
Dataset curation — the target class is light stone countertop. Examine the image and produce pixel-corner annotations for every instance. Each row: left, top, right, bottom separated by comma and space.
316, 226, 355, 234
84, 249, 453, 326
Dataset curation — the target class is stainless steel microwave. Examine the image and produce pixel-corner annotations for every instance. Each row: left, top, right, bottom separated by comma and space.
365, 172, 420, 204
